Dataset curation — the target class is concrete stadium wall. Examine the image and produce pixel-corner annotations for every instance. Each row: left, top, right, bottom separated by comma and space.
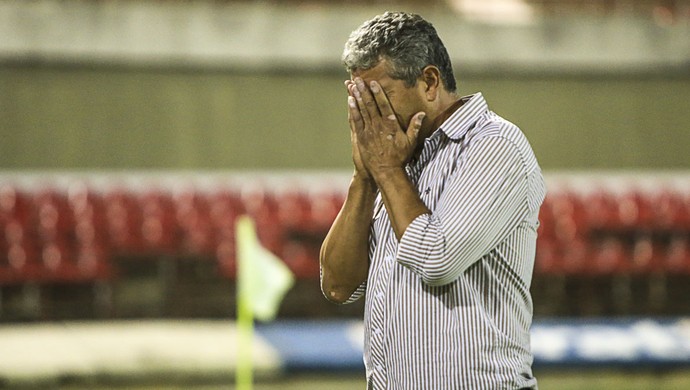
1, 66, 688, 170
1, 1, 688, 170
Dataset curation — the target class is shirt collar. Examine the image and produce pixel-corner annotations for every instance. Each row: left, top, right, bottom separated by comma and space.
435, 92, 488, 141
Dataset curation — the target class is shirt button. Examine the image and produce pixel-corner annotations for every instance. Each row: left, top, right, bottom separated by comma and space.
384, 255, 393, 262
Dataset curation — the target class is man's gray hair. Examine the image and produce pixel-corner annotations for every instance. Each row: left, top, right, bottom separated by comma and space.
342, 12, 457, 93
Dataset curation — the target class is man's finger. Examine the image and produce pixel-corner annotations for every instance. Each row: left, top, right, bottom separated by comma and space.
348, 95, 364, 131
354, 77, 379, 121
369, 81, 397, 123
350, 82, 371, 127
406, 112, 426, 144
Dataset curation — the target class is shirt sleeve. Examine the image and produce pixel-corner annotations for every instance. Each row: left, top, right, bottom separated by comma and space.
396, 135, 529, 286
341, 281, 367, 304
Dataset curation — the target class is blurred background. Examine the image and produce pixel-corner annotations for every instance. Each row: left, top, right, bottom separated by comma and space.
1, 0, 690, 389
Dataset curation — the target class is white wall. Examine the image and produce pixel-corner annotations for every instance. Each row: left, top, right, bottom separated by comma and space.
1, 0, 688, 74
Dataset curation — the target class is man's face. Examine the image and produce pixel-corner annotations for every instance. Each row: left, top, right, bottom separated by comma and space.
350, 60, 427, 131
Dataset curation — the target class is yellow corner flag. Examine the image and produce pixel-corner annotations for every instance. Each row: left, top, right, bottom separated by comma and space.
235, 215, 295, 390
236, 215, 295, 321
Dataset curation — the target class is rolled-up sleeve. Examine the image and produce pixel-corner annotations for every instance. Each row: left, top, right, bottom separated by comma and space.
396, 135, 529, 286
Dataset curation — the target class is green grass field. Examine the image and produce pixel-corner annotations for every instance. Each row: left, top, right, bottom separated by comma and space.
53, 370, 690, 390
251, 370, 690, 390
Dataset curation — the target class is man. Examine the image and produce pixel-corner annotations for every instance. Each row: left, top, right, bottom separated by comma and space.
320, 11, 545, 389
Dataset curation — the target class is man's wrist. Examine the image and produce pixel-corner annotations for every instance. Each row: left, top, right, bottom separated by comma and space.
351, 170, 377, 192
370, 166, 407, 185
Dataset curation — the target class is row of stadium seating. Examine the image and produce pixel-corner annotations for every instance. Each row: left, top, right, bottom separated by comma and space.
1, 177, 690, 286
537, 187, 690, 275
0, 181, 344, 284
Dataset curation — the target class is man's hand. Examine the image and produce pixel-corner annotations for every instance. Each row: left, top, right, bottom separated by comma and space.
347, 78, 425, 180
345, 80, 372, 182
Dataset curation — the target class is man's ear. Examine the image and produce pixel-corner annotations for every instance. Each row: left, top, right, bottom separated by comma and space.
421, 66, 442, 101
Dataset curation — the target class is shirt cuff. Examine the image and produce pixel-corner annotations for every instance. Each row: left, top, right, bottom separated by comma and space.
396, 212, 440, 278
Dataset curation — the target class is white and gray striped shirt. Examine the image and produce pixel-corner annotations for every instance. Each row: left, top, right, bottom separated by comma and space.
347, 93, 545, 389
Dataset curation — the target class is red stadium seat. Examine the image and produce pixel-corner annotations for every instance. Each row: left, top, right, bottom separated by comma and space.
216, 237, 236, 279
581, 189, 618, 231
281, 241, 320, 279
139, 189, 178, 254
276, 190, 312, 231
182, 219, 215, 256
650, 190, 684, 230
614, 190, 655, 230
241, 188, 282, 254
2, 240, 42, 283
104, 189, 143, 254
4, 218, 28, 247
40, 239, 82, 282
68, 184, 108, 242
208, 189, 244, 232
545, 190, 588, 244
666, 235, 690, 274
33, 188, 74, 243
537, 196, 556, 242
241, 186, 276, 221
174, 190, 215, 256
75, 243, 113, 280
0, 263, 13, 285
38, 239, 112, 283
630, 234, 666, 274
0, 184, 31, 226
74, 217, 99, 247
309, 191, 344, 231
559, 238, 590, 275
2, 217, 44, 283
536, 192, 560, 273
208, 190, 246, 278
680, 193, 690, 230
587, 236, 629, 275
534, 238, 560, 274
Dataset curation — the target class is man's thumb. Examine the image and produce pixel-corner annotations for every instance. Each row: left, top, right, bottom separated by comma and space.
408, 112, 426, 140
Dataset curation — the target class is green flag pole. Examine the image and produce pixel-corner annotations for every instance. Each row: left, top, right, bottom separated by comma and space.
236, 286, 254, 390
236, 216, 254, 390
235, 215, 295, 390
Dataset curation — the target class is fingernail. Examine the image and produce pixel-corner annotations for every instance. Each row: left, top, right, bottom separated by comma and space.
370, 81, 379, 93
348, 96, 356, 108
353, 87, 361, 99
